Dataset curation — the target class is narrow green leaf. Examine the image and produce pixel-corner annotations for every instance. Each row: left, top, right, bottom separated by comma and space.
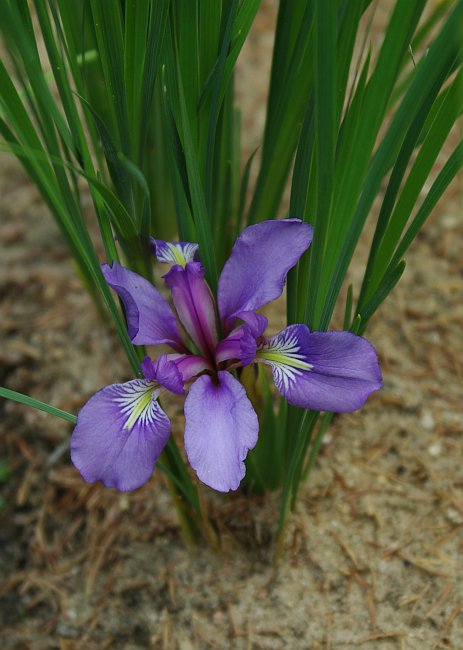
360, 69, 463, 306
204, 0, 237, 216
89, 0, 130, 154
389, 141, 463, 269
248, 1, 315, 222
319, 0, 461, 330
301, 412, 333, 482
198, 0, 261, 111
358, 261, 406, 330
79, 94, 134, 213
137, 0, 170, 163
343, 284, 354, 330
0, 388, 77, 424
173, 56, 218, 291
236, 147, 259, 236
305, 0, 338, 322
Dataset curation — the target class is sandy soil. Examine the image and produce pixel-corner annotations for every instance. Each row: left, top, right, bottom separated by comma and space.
1, 3, 462, 649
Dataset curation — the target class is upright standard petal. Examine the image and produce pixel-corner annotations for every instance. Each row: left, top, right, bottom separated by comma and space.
163, 262, 218, 359
257, 325, 382, 413
102, 262, 184, 349
150, 238, 199, 267
184, 372, 259, 492
70, 379, 171, 491
218, 219, 313, 330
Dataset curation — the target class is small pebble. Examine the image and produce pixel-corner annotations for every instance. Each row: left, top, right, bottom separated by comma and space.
421, 410, 435, 430
1, 223, 26, 244
441, 214, 459, 229
445, 508, 463, 525
213, 610, 225, 623
56, 621, 79, 638
427, 442, 442, 457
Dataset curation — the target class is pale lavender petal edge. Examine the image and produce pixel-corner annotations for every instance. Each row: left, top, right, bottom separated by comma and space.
140, 354, 185, 395
168, 354, 212, 383
184, 371, 258, 492
218, 219, 313, 329
70, 379, 170, 491
150, 238, 199, 265
102, 262, 183, 349
235, 311, 268, 338
261, 325, 382, 413
214, 326, 257, 366
163, 262, 218, 357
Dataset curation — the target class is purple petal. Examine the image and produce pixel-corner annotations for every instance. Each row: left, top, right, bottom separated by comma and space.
102, 262, 184, 349
235, 311, 268, 338
218, 219, 313, 330
168, 353, 212, 383
215, 326, 257, 367
163, 262, 218, 358
184, 371, 259, 492
71, 379, 170, 491
257, 325, 382, 412
141, 354, 185, 394
150, 238, 199, 266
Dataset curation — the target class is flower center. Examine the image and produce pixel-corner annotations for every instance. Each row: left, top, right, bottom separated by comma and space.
113, 380, 158, 431
255, 349, 313, 372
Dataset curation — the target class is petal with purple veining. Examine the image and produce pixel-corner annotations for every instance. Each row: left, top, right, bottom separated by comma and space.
235, 311, 268, 338
150, 238, 199, 267
163, 262, 218, 358
218, 219, 313, 330
215, 326, 257, 367
140, 354, 185, 394
184, 372, 258, 492
257, 325, 382, 412
168, 353, 212, 383
71, 379, 170, 491
102, 262, 184, 349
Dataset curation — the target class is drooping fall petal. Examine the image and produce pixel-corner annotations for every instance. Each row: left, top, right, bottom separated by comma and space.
71, 379, 170, 491
257, 325, 382, 412
184, 372, 259, 491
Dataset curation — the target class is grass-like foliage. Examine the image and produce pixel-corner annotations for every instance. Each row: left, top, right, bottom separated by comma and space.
1, 0, 462, 547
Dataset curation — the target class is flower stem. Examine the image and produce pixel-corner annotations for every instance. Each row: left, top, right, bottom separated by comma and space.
275, 410, 318, 557
162, 472, 200, 547
301, 412, 333, 481
160, 438, 203, 545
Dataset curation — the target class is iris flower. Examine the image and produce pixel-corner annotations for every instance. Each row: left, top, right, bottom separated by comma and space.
71, 220, 381, 492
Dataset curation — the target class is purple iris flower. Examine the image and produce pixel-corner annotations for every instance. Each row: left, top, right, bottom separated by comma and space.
70, 220, 382, 493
